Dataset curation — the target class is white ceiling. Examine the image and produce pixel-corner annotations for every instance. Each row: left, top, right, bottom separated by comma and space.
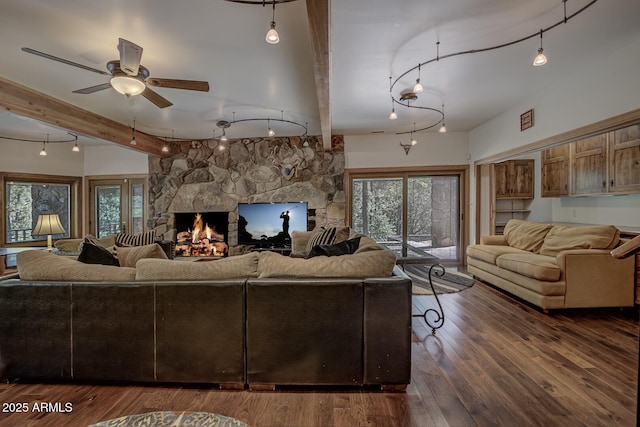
0, 0, 639, 149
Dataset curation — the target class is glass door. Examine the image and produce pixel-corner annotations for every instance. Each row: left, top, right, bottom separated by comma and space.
89, 178, 146, 238
350, 170, 464, 263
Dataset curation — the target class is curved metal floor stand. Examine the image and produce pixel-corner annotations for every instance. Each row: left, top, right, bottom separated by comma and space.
412, 263, 446, 335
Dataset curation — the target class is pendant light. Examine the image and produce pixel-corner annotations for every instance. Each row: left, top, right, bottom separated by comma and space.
388, 76, 397, 120
267, 118, 275, 137
410, 123, 417, 145
72, 142, 80, 152
439, 104, 447, 133
265, 1, 280, 44
130, 119, 137, 145
413, 64, 423, 93
533, 29, 548, 66
40, 134, 48, 156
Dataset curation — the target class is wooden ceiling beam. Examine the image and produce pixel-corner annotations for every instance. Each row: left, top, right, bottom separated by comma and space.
306, 0, 331, 150
0, 76, 170, 157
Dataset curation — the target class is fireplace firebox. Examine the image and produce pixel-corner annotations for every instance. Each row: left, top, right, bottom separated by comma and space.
173, 212, 229, 257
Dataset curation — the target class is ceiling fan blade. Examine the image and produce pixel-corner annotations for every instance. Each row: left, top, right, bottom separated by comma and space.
72, 83, 112, 94
146, 78, 210, 92
142, 87, 173, 108
21, 47, 111, 76
118, 38, 143, 76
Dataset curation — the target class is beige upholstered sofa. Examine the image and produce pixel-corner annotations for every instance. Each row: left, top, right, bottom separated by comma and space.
467, 220, 635, 311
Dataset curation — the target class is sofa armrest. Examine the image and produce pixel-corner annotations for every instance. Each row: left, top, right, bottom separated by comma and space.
556, 249, 635, 308
480, 235, 507, 245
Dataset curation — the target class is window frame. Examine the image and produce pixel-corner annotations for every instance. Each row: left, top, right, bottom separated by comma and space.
0, 172, 82, 248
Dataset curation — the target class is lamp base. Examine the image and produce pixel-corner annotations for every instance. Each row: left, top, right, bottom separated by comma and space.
47, 235, 54, 251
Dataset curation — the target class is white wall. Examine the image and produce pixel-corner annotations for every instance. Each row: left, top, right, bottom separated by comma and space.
83, 145, 149, 175
0, 140, 84, 176
344, 132, 469, 169
468, 33, 640, 241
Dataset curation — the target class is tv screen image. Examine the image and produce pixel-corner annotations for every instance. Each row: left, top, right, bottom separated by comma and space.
237, 202, 307, 247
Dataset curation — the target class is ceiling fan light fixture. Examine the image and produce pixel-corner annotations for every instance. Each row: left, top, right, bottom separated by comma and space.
110, 75, 146, 96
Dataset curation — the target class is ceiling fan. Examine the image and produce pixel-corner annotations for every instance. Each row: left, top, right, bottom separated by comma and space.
21, 38, 210, 108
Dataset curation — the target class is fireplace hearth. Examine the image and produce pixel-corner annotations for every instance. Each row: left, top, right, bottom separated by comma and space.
174, 212, 229, 257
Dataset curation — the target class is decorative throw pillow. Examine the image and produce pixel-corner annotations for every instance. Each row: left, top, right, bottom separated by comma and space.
78, 242, 119, 266
307, 237, 361, 258
115, 231, 156, 247
305, 226, 350, 253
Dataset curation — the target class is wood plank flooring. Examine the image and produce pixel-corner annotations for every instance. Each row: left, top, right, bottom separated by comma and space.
0, 280, 637, 427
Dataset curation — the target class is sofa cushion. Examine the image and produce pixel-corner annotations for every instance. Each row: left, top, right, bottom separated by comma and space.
539, 225, 620, 257
495, 253, 561, 282
258, 249, 396, 278
503, 220, 553, 253
78, 241, 120, 266
17, 250, 136, 281
55, 234, 116, 252
466, 244, 531, 265
135, 252, 259, 281
307, 237, 361, 258
115, 231, 156, 247
305, 226, 351, 252
116, 243, 168, 268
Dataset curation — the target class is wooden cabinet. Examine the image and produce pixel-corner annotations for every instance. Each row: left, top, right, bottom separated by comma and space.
609, 124, 640, 193
541, 123, 640, 197
541, 144, 570, 197
570, 134, 608, 195
494, 160, 534, 199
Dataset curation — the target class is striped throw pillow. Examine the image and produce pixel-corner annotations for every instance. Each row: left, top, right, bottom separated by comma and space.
115, 231, 156, 247
306, 227, 339, 253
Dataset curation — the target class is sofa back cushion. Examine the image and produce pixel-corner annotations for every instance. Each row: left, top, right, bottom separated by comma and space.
116, 243, 168, 268
257, 248, 396, 278
135, 252, 259, 281
503, 220, 553, 253
17, 250, 136, 281
539, 224, 620, 257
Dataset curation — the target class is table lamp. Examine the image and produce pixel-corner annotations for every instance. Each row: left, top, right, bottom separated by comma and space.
32, 213, 66, 251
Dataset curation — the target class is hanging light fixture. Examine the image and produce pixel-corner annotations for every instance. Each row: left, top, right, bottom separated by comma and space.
533, 29, 548, 66
220, 129, 228, 142
40, 134, 49, 156
72, 142, 80, 152
388, 76, 398, 120
266, 0, 280, 44
439, 104, 447, 133
410, 123, 418, 145
130, 119, 137, 145
267, 118, 276, 136
413, 64, 424, 93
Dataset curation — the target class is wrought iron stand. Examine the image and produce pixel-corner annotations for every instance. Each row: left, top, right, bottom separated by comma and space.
411, 263, 446, 335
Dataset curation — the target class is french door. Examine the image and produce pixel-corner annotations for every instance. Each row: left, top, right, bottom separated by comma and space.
89, 178, 146, 238
347, 167, 467, 263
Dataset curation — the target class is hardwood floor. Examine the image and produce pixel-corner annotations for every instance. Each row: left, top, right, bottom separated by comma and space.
0, 280, 637, 427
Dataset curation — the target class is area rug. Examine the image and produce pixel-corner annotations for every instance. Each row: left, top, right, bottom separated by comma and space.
403, 265, 475, 295
90, 411, 251, 427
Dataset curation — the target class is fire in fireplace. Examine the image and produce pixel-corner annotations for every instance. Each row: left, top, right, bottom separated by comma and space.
174, 212, 229, 257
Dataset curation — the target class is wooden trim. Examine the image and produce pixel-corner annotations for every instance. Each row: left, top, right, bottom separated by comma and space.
306, 0, 331, 150
345, 165, 469, 264
0, 76, 170, 157
474, 108, 640, 166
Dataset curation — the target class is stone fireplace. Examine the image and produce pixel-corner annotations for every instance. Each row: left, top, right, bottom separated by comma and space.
148, 136, 345, 254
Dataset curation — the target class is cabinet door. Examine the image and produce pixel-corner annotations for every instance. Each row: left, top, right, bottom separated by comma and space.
541, 145, 569, 197
609, 124, 640, 193
571, 134, 608, 195
510, 159, 534, 198
493, 162, 511, 199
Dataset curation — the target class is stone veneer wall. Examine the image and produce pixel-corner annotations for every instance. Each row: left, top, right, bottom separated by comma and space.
148, 135, 345, 254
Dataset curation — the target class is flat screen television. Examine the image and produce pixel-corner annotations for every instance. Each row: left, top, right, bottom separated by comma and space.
237, 202, 308, 248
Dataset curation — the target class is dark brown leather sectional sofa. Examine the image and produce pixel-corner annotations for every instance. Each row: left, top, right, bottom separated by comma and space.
0, 271, 411, 390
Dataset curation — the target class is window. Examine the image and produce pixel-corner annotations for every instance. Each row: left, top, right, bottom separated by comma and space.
347, 167, 467, 263
1, 173, 81, 247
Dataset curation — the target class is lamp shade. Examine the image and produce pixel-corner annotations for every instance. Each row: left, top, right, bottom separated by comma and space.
32, 213, 66, 236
